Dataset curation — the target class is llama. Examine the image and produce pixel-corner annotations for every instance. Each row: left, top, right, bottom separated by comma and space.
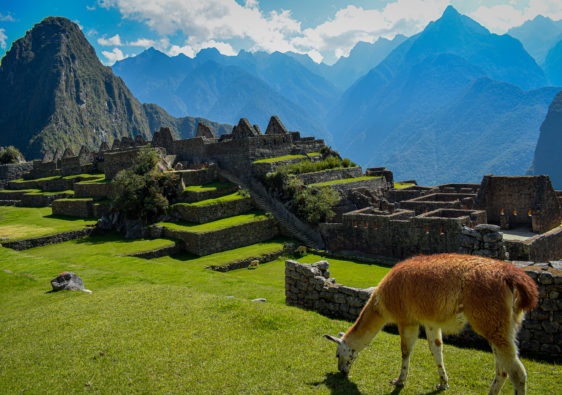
324, 253, 538, 394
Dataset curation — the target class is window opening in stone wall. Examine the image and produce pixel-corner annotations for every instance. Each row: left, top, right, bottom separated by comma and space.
439, 225, 444, 235
513, 209, 518, 216
424, 224, 429, 234
363, 221, 368, 228
353, 221, 358, 228
528, 209, 532, 217
500, 208, 505, 215
373, 221, 378, 230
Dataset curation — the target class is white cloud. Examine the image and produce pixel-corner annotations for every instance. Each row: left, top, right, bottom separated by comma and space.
0, 28, 7, 50
128, 38, 156, 48
469, 0, 562, 34
102, 47, 127, 64
87, 5, 96, 11
167, 44, 195, 58
98, 34, 123, 46
293, 0, 449, 60
0, 13, 15, 22
87, 28, 98, 37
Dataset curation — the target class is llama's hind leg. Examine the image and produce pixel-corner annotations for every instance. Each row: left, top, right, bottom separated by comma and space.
491, 341, 526, 395
425, 326, 449, 390
391, 324, 418, 387
488, 345, 508, 395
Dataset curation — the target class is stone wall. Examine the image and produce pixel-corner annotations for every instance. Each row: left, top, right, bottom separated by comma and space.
458, 224, 507, 259
52, 199, 94, 218
506, 226, 562, 262
295, 167, 363, 185
74, 182, 115, 199
0, 162, 33, 188
285, 259, 374, 321
182, 184, 239, 202
320, 177, 385, 195
170, 197, 253, 224
161, 218, 279, 256
177, 165, 218, 186
20, 192, 72, 207
475, 175, 561, 234
285, 259, 562, 360
1, 228, 95, 250
320, 208, 486, 259
399, 193, 476, 215
206, 250, 286, 272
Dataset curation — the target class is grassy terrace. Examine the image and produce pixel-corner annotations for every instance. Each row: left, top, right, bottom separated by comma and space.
158, 212, 270, 233
0, 188, 41, 194
394, 182, 416, 189
309, 176, 380, 188
183, 181, 235, 192
0, 206, 96, 241
172, 191, 246, 207
0, 223, 558, 393
26, 189, 75, 196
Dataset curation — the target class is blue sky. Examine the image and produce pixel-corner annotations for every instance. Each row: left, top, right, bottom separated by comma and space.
1, 0, 562, 65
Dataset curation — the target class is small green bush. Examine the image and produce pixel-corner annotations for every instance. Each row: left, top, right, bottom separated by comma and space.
113, 148, 178, 224
0, 146, 24, 164
293, 186, 339, 223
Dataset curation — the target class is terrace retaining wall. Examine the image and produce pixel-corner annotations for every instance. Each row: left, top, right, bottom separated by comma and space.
295, 167, 363, 185
1, 228, 95, 250
285, 259, 562, 361
170, 197, 253, 223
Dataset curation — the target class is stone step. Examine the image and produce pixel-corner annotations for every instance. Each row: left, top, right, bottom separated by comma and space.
181, 181, 239, 203
52, 198, 112, 218
0, 199, 20, 206
169, 192, 254, 224
0, 188, 41, 200
73, 179, 114, 198
20, 190, 75, 207
157, 212, 279, 256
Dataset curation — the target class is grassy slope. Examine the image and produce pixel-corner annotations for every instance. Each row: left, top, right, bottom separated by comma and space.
158, 212, 269, 233
0, 206, 96, 241
0, 210, 559, 393
310, 176, 379, 187
172, 191, 246, 207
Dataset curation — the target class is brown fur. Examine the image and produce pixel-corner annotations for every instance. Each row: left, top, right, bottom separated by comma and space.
338, 253, 538, 394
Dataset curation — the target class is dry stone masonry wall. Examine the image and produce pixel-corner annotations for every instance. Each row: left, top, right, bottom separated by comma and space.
285, 259, 562, 360
458, 224, 507, 259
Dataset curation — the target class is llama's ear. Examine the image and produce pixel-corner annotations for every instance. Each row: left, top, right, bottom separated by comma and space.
323, 334, 342, 344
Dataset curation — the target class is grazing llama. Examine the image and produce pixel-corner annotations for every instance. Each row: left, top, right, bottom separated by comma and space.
324, 253, 538, 394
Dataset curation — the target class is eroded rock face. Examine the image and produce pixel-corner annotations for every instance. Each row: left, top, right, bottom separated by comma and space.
51, 271, 85, 291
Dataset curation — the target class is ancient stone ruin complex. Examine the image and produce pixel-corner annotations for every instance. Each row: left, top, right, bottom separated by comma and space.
1, 115, 561, 262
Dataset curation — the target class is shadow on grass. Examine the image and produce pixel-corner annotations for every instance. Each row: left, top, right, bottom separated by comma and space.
44, 214, 97, 222
310, 372, 362, 395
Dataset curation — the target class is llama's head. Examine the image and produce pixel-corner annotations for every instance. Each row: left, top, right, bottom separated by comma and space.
324, 333, 358, 375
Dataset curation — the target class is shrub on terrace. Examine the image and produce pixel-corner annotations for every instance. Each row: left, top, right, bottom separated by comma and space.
0, 146, 24, 164
113, 148, 178, 224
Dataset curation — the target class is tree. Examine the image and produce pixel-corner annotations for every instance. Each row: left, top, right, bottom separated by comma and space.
0, 146, 24, 164
112, 148, 178, 224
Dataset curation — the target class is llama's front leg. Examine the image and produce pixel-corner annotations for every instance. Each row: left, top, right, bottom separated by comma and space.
392, 324, 418, 387
425, 326, 449, 390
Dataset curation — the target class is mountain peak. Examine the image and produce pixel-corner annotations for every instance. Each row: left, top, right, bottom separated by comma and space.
442, 5, 460, 18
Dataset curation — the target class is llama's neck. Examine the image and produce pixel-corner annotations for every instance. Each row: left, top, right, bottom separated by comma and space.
343, 293, 387, 351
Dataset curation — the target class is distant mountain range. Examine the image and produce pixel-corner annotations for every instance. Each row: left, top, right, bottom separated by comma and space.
1, 9, 560, 187
529, 91, 562, 189
329, 6, 558, 184
0, 17, 229, 159
508, 15, 562, 66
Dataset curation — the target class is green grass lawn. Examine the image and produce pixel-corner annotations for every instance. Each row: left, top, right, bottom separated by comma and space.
0, 209, 558, 393
253, 154, 308, 163
172, 191, 246, 207
158, 211, 270, 233
0, 237, 559, 393
0, 188, 41, 194
394, 182, 416, 189
0, 206, 96, 241
26, 189, 75, 196
310, 176, 380, 187
183, 181, 235, 192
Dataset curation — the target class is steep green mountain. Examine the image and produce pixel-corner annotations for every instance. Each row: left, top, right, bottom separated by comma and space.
329, 6, 556, 184
508, 15, 562, 65
544, 41, 562, 86
0, 17, 228, 160
529, 91, 562, 189
0, 17, 152, 159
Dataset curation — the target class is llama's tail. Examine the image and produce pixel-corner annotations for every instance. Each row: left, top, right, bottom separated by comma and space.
505, 267, 538, 313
